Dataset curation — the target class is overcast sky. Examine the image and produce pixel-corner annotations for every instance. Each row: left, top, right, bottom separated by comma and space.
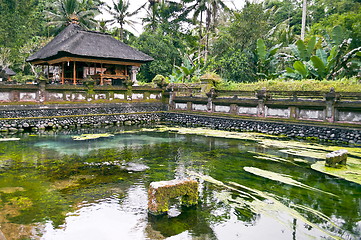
98, 0, 260, 35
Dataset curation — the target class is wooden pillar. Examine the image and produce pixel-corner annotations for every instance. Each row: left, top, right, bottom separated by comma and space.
100, 63, 103, 85
61, 62, 64, 84
73, 61, 76, 85
47, 65, 50, 79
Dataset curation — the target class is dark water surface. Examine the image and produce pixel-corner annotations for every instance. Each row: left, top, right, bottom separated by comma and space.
0, 126, 359, 240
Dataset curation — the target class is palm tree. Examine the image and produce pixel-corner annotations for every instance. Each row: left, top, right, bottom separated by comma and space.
105, 0, 140, 41
46, 0, 102, 33
142, 0, 187, 33
140, 0, 162, 31
183, 0, 229, 63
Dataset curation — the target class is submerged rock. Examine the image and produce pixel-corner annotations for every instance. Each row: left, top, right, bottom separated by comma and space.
124, 162, 149, 172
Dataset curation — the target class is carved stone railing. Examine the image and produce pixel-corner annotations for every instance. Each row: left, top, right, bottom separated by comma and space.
169, 87, 361, 124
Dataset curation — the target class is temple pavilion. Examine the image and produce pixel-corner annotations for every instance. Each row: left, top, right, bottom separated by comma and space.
27, 23, 153, 86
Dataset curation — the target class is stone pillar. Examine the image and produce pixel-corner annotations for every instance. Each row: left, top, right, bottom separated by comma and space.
37, 74, 47, 103
10, 90, 20, 102
324, 88, 340, 122
131, 66, 139, 86
289, 106, 298, 119
256, 88, 269, 117
230, 104, 238, 115
148, 179, 199, 215
187, 101, 192, 111
206, 88, 217, 112
167, 85, 176, 110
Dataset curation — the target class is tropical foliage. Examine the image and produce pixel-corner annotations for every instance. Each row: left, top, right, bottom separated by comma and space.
1, 0, 360, 83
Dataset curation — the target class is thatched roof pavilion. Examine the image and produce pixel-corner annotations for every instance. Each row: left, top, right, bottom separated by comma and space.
27, 23, 153, 85
0, 67, 16, 81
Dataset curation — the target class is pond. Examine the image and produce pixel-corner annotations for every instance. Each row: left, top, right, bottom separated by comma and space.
0, 126, 360, 240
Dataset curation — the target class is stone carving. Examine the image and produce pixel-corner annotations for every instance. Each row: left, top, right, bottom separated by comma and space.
148, 179, 198, 215
325, 149, 348, 167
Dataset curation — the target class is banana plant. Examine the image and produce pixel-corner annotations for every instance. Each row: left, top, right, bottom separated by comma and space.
283, 26, 361, 80
173, 51, 204, 82
289, 36, 317, 62
256, 39, 282, 79
284, 61, 310, 80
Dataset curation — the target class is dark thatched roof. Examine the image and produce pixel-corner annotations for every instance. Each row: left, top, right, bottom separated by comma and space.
27, 24, 153, 63
0, 67, 16, 76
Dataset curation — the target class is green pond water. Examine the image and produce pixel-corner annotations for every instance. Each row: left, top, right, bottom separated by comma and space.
0, 126, 360, 240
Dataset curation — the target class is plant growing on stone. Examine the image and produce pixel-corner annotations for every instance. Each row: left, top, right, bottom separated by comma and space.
152, 74, 169, 88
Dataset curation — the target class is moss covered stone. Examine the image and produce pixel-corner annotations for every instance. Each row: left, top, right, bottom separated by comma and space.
148, 179, 198, 215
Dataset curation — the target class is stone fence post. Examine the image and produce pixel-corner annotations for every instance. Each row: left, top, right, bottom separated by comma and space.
167, 85, 176, 110
256, 88, 269, 117
324, 88, 340, 122
37, 75, 47, 103
206, 88, 217, 112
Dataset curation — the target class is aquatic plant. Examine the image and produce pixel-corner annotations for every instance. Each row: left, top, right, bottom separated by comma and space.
72, 133, 114, 140
187, 171, 343, 240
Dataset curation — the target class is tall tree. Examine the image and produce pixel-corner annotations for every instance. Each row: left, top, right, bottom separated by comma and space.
210, 2, 272, 82
105, 0, 140, 40
45, 0, 102, 33
301, 0, 307, 40
183, 0, 229, 63
0, 0, 48, 72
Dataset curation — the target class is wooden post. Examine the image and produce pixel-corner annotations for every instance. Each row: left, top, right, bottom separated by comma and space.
61, 62, 64, 84
73, 61, 76, 85
100, 63, 103, 85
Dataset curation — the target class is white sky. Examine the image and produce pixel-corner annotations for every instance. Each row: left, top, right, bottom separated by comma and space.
98, 0, 261, 35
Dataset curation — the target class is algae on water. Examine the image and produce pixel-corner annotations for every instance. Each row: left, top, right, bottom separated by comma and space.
311, 158, 361, 185
187, 171, 343, 240
244, 167, 337, 196
72, 133, 114, 141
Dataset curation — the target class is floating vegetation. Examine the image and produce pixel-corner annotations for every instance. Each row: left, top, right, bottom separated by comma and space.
187, 170, 342, 240
311, 158, 361, 185
72, 133, 114, 141
249, 151, 298, 165
0, 138, 20, 141
0, 187, 25, 193
243, 167, 337, 196
0, 126, 359, 239
279, 149, 327, 159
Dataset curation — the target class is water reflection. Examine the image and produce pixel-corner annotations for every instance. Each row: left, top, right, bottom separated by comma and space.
0, 127, 359, 240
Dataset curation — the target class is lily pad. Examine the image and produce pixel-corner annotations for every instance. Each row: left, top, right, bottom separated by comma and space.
311, 158, 361, 185
72, 133, 114, 141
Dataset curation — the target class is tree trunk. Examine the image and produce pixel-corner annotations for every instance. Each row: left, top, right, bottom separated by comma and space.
198, 11, 203, 65
301, 0, 307, 40
120, 25, 123, 41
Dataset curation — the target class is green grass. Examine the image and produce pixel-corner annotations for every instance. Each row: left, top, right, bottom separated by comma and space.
218, 78, 361, 92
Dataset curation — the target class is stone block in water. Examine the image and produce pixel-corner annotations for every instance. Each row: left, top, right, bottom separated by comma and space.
325, 149, 348, 167
148, 179, 198, 215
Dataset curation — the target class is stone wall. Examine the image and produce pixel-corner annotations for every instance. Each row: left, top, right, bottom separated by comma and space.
0, 102, 165, 118
0, 82, 163, 103
0, 102, 165, 132
162, 112, 361, 145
